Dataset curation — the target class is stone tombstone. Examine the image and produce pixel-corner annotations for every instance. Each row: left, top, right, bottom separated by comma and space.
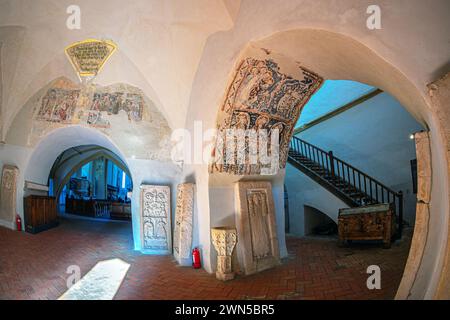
234, 181, 280, 275
0, 165, 19, 226
173, 183, 195, 265
140, 184, 171, 254
211, 227, 237, 281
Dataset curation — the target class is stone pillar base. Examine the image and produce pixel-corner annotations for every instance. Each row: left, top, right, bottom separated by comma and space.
216, 271, 235, 281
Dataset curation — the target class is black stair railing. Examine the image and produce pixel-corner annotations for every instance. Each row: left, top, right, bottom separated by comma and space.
288, 136, 403, 237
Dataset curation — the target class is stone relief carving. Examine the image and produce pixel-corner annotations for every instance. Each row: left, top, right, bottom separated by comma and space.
140, 185, 171, 254
0, 165, 19, 225
234, 181, 280, 275
210, 58, 323, 175
396, 131, 432, 299
173, 183, 194, 265
36, 88, 80, 123
415, 132, 432, 203
211, 227, 237, 281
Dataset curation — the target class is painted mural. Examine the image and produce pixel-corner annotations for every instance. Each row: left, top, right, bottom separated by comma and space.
210, 58, 323, 175
5, 77, 173, 161
65, 39, 117, 77
34, 81, 145, 128
89, 91, 143, 125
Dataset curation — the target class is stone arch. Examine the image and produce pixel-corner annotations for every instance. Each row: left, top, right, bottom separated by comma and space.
18, 125, 145, 246
48, 146, 132, 201
194, 28, 447, 299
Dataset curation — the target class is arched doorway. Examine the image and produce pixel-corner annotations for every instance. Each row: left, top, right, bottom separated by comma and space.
47, 145, 133, 222
20, 126, 139, 244
198, 29, 447, 299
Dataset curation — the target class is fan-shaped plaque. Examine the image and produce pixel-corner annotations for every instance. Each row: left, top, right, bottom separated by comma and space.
65, 39, 117, 77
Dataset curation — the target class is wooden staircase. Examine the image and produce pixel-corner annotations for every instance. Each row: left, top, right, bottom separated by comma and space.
288, 136, 404, 238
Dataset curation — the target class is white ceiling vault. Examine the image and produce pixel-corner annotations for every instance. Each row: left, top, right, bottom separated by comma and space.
0, 0, 239, 139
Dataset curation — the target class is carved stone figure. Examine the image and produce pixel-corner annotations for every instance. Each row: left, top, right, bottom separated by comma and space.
0, 165, 19, 227
211, 227, 237, 281
173, 183, 194, 265
210, 58, 323, 175
234, 181, 280, 275
140, 185, 171, 254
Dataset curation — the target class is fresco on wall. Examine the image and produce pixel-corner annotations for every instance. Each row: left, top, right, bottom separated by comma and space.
34, 81, 144, 128
210, 58, 323, 175
5, 77, 172, 161
36, 88, 80, 123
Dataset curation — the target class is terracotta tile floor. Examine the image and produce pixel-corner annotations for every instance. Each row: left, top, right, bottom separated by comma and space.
0, 217, 411, 300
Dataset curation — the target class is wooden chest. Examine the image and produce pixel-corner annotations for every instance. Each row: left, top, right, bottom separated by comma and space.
24, 195, 59, 234
338, 203, 395, 248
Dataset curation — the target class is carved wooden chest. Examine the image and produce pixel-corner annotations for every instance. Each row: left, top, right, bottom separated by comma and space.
338, 203, 395, 248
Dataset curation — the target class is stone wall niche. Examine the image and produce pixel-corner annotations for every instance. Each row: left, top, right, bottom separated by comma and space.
234, 181, 280, 275
0, 165, 19, 228
173, 183, 194, 265
140, 185, 172, 254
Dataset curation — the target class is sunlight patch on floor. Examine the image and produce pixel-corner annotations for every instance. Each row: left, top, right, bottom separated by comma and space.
58, 258, 130, 300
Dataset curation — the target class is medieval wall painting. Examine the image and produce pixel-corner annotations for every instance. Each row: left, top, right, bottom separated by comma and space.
88, 91, 143, 127
34, 82, 144, 128
234, 181, 280, 275
0, 165, 19, 225
12, 77, 173, 161
210, 58, 323, 175
140, 185, 171, 254
173, 183, 194, 265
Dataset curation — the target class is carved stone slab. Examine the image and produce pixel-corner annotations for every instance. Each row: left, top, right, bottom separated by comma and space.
415, 131, 432, 204
210, 58, 323, 175
234, 181, 280, 275
0, 165, 19, 226
173, 183, 194, 265
140, 185, 171, 254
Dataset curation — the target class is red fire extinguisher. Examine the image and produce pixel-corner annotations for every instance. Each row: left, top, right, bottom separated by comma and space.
192, 247, 201, 269
16, 214, 22, 232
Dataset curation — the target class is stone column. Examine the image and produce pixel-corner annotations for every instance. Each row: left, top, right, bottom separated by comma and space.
211, 227, 237, 281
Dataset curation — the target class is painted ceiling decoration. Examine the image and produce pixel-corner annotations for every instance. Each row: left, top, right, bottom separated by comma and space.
65, 39, 117, 79
209, 57, 323, 175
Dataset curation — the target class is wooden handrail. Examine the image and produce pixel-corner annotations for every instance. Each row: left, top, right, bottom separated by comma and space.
289, 135, 403, 238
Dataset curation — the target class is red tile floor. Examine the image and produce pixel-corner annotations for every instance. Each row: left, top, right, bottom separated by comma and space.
0, 217, 411, 300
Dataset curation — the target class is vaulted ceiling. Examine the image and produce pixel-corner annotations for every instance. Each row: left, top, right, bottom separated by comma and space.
0, 0, 239, 138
